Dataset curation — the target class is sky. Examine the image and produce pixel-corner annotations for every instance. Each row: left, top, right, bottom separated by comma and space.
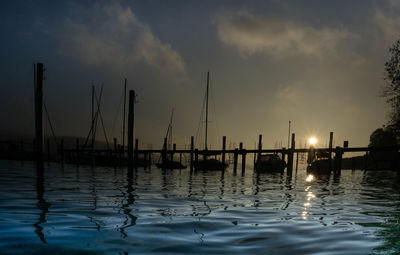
0, 0, 399, 149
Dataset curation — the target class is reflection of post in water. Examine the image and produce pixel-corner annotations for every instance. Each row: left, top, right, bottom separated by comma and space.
219, 170, 225, 198
91, 166, 98, 210
34, 163, 51, 244
187, 169, 193, 198
253, 172, 260, 207
120, 167, 137, 238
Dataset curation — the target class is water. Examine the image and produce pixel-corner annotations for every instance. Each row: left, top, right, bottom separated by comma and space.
0, 160, 399, 254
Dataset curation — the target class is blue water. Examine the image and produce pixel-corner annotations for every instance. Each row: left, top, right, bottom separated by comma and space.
0, 160, 399, 254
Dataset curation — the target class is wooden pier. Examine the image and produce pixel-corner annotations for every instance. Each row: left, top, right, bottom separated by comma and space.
2, 62, 395, 174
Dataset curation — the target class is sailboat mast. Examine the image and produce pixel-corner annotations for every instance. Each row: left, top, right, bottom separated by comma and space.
205, 71, 209, 150
122, 78, 127, 151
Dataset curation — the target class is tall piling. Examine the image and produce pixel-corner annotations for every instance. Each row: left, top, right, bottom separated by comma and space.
334, 146, 343, 175
128, 90, 135, 166
239, 143, 246, 174
34, 63, 44, 163
162, 138, 167, 164
258, 135, 262, 160
329, 132, 333, 171
287, 133, 295, 174
233, 148, 238, 173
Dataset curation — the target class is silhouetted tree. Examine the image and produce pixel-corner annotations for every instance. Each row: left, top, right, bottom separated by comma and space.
368, 127, 397, 163
369, 128, 397, 147
383, 39, 400, 135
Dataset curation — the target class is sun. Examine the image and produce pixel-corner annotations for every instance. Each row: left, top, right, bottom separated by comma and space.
308, 137, 318, 146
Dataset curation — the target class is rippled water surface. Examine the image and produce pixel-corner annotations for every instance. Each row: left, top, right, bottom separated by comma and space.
0, 160, 400, 254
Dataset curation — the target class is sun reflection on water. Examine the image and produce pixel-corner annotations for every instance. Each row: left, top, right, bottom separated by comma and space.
302, 175, 316, 220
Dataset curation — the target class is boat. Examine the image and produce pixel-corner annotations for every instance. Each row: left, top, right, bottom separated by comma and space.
156, 108, 187, 169
194, 72, 228, 171
254, 153, 286, 172
306, 148, 331, 174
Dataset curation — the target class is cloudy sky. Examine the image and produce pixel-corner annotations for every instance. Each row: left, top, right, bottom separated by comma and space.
0, 0, 399, 149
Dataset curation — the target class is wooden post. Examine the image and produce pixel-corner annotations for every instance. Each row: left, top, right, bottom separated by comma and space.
222, 136, 226, 165
287, 133, 295, 174
34, 63, 44, 163
281, 148, 286, 164
334, 146, 343, 175
239, 143, 245, 173
258, 135, 262, 160
162, 138, 167, 164
179, 152, 182, 164
114, 138, 117, 153
128, 90, 135, 166
295, 151, 299, 172
190, 136, 194, 171
134, 138, 139, 166
242, 149, 246, 174
233, 148, 238, 173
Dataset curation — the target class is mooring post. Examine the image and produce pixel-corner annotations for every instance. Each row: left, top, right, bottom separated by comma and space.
287, 133, 295, 174
329, 132, 333, 170
281, 147, 286, 164
242, 149, 246, 174
258, 135, 262, 160
180, 152, 182, 164
295, 150, 299, 172
134, 138, 139, 166
128, 90, 135, 166
190, 136, 194, 171
233, 148, 238, 173
114, 138, 117, 154
222, 136, 226, 165
34, 63, 44, 163
162, 137, 167, 164
334, 146, 343, 175
239, 143, 245, 173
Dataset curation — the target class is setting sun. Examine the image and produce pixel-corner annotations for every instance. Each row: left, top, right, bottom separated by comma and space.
309, 137, 318, 145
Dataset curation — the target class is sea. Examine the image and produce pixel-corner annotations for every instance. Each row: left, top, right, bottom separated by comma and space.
0, 159, 399, 254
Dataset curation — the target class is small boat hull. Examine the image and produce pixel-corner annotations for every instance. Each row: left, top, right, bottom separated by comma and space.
254, 154, 286, 173
156, 161, 187, 169
194, 159, 228, 171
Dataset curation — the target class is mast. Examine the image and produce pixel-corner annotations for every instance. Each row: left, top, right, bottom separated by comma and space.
122, 78, 127, 152
205, 71, 209, 150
